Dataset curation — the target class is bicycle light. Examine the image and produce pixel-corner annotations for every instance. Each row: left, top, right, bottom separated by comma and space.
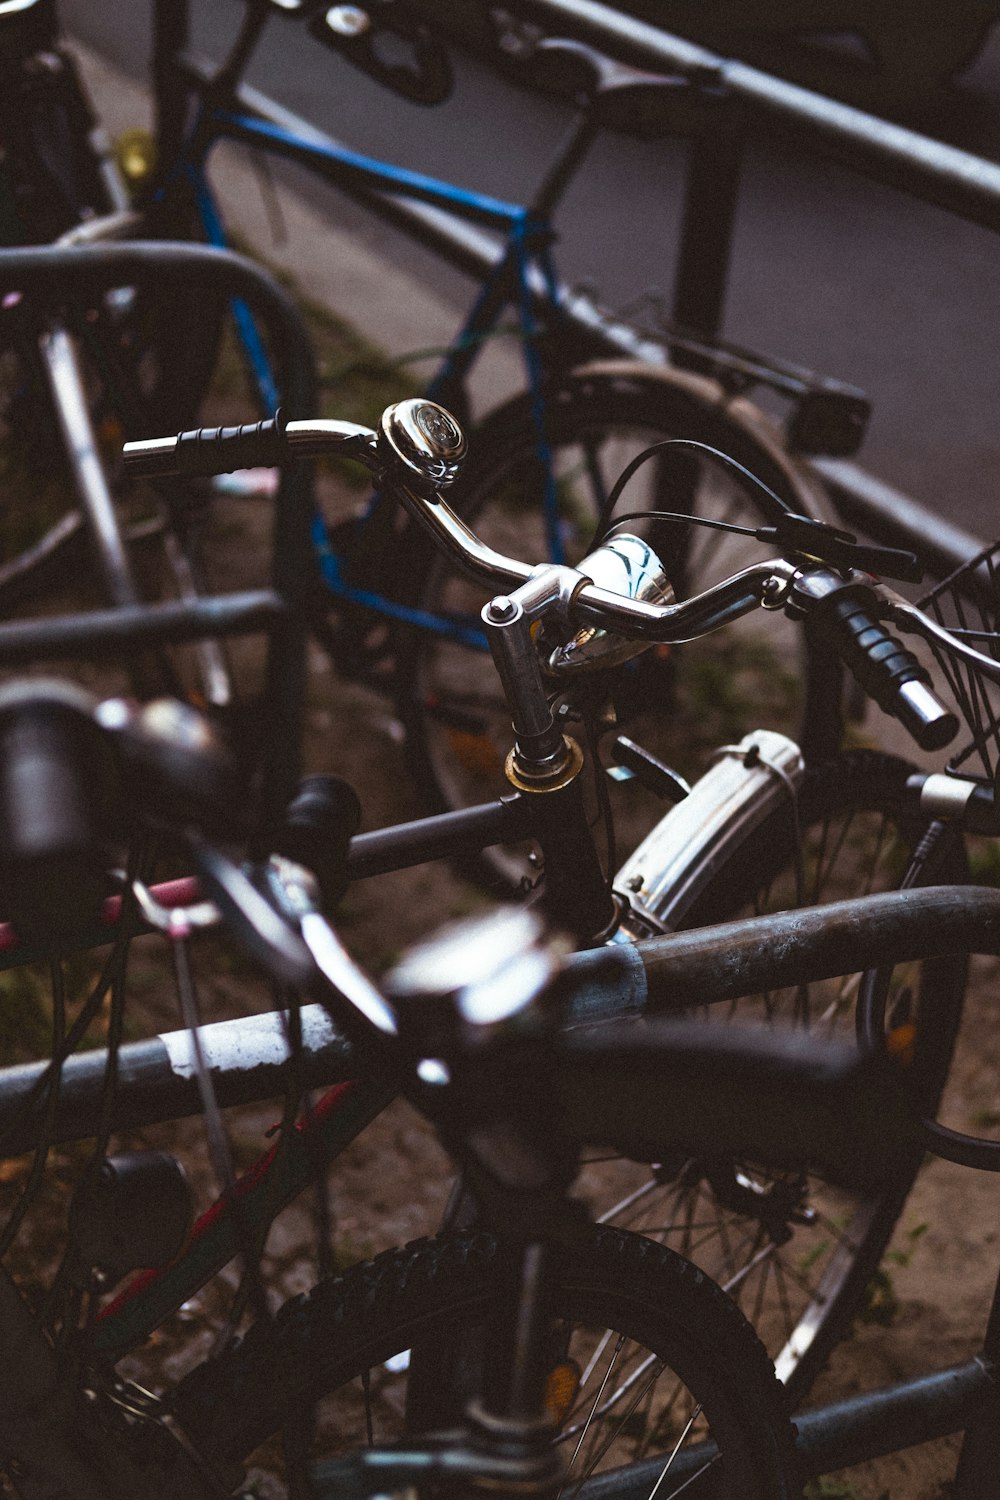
548, 534, 674, 674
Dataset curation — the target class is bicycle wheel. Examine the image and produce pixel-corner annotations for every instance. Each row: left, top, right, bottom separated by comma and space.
172, 1228, 797, 1499
393, 360, 832, 888
0, 46, 232, 706
579, 748, 967, 1402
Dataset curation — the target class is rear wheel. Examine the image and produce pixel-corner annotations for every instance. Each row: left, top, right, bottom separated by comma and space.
395, 361, 831, 889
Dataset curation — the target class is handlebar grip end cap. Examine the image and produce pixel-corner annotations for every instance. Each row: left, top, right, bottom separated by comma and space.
122, 436, 179, 478
378, 399, 466, 491
897, 679, 959, 752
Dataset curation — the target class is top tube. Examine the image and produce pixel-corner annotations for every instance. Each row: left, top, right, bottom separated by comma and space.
207, 106, 534, 233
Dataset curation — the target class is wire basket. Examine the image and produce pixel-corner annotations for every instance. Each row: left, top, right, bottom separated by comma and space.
917, 538, 1000, 785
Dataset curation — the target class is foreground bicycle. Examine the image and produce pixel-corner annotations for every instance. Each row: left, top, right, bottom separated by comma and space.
6, 672, 908, 1498
115, 394, 974, 1401
0, 386, 993, 1491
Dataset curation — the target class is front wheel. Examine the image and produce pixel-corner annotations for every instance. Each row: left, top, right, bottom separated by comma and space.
393, 361, 833, 889
172, 1228, 798, 1499
580, 748, 967, 1401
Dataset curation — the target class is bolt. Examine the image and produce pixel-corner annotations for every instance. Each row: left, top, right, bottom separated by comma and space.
626, 873, 644, 893
326, 6, 370, 38
487, 596, 517, 623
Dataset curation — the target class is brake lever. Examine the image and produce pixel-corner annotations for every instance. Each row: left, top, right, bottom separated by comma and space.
756, 515, 923, 584
190, 841, 316, 990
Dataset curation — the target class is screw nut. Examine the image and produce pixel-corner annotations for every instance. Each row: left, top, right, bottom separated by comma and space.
487, 596, 517, 623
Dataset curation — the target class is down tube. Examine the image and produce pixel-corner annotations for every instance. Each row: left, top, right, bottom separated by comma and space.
91, 1075, 394, 1358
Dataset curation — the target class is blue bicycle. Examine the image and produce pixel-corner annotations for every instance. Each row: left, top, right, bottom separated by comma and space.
147, 0, 861, 883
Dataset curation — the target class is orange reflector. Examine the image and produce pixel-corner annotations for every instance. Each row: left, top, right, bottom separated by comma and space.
116, 127, 158, 185
887, 1023, 917, 1067
545, 1360, 580, 1425
447, 729, 501, 778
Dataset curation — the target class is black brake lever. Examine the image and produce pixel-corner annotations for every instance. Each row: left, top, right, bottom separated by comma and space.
756, 515, 923, 584
191, 840, 317, 990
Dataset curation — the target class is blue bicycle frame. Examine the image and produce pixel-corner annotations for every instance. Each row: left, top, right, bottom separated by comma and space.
158, 57, 591, 654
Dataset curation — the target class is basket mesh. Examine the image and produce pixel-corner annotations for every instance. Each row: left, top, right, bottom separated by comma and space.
917, 539, 1000, 784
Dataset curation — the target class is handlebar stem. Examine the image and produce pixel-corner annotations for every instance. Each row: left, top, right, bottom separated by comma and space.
484, 596, 563, 766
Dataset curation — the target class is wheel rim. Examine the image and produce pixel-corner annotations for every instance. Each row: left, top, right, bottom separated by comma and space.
579, 769, 961, 1397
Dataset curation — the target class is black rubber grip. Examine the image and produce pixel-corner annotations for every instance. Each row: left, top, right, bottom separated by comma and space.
173, 411, 290, 476
820, 588, 958, 750
268, 775, 362, 908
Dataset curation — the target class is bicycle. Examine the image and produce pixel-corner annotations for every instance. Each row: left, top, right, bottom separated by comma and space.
0, 5, 306, 709
111, 392, 972, 1411
0, 235, 319, 802
141, 0, 873, 871
0, 648, 993, 1495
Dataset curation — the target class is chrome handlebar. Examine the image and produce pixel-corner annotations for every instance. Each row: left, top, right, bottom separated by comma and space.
123, 397, 987, 697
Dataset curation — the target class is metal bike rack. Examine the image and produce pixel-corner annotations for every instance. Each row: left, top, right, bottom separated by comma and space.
0, 239, 319, 814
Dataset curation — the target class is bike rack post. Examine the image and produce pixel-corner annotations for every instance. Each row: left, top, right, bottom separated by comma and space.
152, 0, 191, 174
954, 1274, 1000, 1488
671, 121, 743, 349
0, 240, 319, 818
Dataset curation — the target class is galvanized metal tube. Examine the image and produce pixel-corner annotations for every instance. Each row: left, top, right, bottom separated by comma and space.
576, 1361, 993, 1500
0, 591, 285, 665
795, 1360, 993, 1475
503, 0, 1000, 235
562, 885, 1000, 1025
0, 1004, 356, 1157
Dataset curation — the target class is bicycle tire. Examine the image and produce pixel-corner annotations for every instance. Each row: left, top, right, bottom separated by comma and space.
392, 360, 833, 889
172, 1227, 798, 1498
581, 747, 967, 1402
0, 45, 232, 707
